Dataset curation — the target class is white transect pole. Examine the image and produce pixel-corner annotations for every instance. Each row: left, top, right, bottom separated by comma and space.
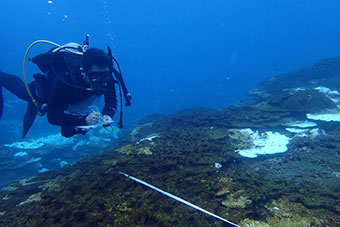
119, 172, 240, 227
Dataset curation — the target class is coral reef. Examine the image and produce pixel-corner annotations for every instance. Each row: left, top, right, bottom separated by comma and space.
221, 190, 252, 209
1, 58, 340, 226
248, 57, 340, 101
241, 198, 324, 227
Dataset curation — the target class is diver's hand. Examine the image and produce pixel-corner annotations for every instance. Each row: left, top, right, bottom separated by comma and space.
102, 115, 113, 127
86, 112, 100, 125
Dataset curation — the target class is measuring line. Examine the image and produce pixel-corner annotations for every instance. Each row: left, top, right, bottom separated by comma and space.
119, 171, 240, 227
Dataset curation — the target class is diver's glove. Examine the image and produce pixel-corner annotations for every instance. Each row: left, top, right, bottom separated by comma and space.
102, 115, 113, 127
76, 113, 114, 130
85, 112, 100, 125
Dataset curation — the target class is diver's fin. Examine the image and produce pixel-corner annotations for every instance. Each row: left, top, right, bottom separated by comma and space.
0, 86, 3, 119
23, 102, 37, 138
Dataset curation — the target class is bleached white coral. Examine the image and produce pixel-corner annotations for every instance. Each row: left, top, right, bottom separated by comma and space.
5, 133, 74, 150
235, 129, 291, 158
14, 152, 28, 157
5, 141, 44, 149
307, 111, 340, 122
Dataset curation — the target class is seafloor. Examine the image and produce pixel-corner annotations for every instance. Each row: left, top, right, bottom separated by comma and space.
1, 58, 340, 226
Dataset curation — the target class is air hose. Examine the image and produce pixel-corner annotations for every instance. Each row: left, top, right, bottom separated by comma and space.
22, 40, 84, 116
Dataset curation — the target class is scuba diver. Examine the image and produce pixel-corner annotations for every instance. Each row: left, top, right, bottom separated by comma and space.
0, 36, 131, 138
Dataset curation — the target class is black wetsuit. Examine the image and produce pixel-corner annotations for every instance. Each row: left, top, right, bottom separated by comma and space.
0, 54, 117, 138
47, 68, 117, 137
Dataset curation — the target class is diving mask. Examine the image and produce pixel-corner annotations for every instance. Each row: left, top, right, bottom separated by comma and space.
81, 70, 112, 94
86, 71, 112, 84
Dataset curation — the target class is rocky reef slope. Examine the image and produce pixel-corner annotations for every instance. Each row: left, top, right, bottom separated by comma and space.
1, 59, 340, 226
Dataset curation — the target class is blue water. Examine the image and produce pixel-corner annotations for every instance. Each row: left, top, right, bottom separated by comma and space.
1, 0, 340, 136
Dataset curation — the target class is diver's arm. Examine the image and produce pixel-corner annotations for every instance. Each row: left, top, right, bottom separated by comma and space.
102, 78, 117, 117
46, 80, 87, 126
